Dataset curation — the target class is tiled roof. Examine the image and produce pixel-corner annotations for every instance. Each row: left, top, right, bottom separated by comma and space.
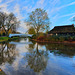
48, 25, 75, 34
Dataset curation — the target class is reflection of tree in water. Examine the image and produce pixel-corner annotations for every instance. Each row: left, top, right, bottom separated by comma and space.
0, 42, 18, 65
25, 40, 36, 52
26, 43, 49, 72
28, 42, 35, 50
47, 44, 75, 57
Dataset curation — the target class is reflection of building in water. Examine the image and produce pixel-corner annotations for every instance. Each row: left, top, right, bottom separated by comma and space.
37, 42, 75, 57
0, 42, 19, 65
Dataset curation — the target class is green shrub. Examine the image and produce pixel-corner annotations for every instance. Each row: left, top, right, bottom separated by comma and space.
59, 36, 65, 42
37, 35, 45, 41
32, 34, 37, 39
48, 36, 55, 42
68, 36, 73, 41
72, 36, 75, 41
33, 34, 75, 42
0, 37, 9, 41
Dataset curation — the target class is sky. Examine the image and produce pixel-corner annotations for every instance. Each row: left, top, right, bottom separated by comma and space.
0, 0, 75, 33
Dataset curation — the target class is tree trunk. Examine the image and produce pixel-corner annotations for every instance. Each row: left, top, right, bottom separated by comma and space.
36, 30, 39, 37
36, 43, 39, 53
5, 31, 9, 37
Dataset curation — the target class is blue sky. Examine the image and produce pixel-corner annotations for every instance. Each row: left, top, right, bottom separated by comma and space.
0, 0, 75, 33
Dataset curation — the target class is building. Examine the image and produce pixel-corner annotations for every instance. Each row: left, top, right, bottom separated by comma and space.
48, 24, 75, 36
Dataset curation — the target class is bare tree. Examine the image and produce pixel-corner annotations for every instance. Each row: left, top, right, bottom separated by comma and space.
0, 12, 20, 36
25, 8, 50, 34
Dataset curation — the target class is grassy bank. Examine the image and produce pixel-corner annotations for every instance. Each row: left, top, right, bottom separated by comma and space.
0, 71, 6, 75
0, 69, 6, 75
0, 37, 9, 42
0, 37, 20, 42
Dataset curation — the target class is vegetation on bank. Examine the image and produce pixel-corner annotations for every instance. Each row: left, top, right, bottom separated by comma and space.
0, 37, 9, 42
0, 37, 20, 42
0, 68, 6, 75
31, 33, 75, 42
0, 70, 6, 75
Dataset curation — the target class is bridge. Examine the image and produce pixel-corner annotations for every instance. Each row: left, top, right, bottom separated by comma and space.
9, 34, 33, 38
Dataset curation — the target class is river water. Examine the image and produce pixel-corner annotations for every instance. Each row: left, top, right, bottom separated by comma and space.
0, 38, 75, 75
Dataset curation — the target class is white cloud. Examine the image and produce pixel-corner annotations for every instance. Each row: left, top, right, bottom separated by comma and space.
23, 5, 33, 13
59, 13, 75, 18
17, 21, 28, 33
49, 0, 60, 6
14, 4, 28, 33
68, 15, 75, 22
0, 0, 75, 33
0, 3, 8, 8
23, 0, 45, 12
0, 0, 14, 13
52, 14, 59, 20
37, 0, 44, 5
48, 1, 75, 26
0, 3, 10, 14
49, 1, 75, 17
6, 0, 14, 4
70, 15, 75, 20
0, 0, 2, 3
56, 1, 75, 11
35, 0, 46, 9
32, 0, 35, 4
14, 4, 24, 20
48, 0, 60, 17
23, 0, 46, 13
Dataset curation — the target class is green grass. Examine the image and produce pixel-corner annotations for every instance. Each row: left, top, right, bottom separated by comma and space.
0, 37, 9, 42
0, 37, 20, 42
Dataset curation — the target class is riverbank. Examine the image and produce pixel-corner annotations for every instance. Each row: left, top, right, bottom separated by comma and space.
0, 37, 20, 43
0, 37, 9, 42
31, 34, 75, 44
32, 39, 75, 44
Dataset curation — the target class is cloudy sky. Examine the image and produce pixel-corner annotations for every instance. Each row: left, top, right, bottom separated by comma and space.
0, 0, 75, 33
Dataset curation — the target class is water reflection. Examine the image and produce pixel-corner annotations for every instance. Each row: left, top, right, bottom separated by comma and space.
38, 42, 75, 57
0, 39, 75, 75
0, 42, 19, 65
25, 43, 48, 72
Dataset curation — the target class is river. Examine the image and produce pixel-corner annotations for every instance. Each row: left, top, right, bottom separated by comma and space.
0, 38, 75, 75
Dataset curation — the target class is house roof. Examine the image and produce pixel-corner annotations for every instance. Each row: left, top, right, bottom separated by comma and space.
48, 25, 75, 34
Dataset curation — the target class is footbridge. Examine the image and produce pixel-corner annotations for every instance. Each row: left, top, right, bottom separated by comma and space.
9, 34, 33, 38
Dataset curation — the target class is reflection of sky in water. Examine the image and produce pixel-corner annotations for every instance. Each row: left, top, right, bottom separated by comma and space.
0, 39, 75, 75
